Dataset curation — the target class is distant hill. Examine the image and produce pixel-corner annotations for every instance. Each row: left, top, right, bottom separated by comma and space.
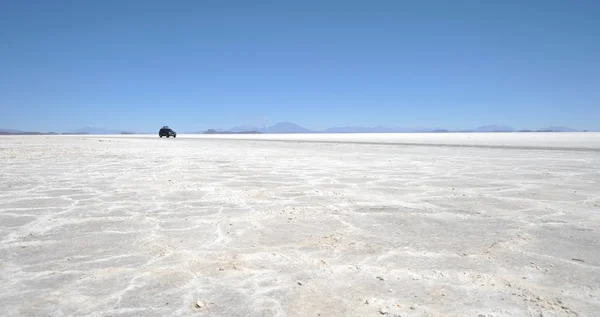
229, 125, 262, 133
203, 129, 262, 134
322, 126, 375, 133
474, 125, 515, 132
0, 129, 60, 135
0, 128, 23, 133
322, 126, 434, 133
223, 122, 312, 133
537, 126, 579, 132
203, 129, 229, 134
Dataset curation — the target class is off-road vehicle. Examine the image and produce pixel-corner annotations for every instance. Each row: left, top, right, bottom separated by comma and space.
159, 126, 177, 138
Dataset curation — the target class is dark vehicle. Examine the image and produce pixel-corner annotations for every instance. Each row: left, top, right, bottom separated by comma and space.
159, 126, 177, 138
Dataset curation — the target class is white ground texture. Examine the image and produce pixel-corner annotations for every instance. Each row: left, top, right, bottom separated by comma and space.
1, 133, 599, 317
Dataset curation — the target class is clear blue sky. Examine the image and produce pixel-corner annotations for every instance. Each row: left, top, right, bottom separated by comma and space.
1, 0, 599, 132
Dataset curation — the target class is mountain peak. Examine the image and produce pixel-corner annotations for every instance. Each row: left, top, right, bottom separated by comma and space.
266, 122, 312, 133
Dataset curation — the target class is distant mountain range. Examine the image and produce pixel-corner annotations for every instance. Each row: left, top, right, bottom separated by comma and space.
321, 125, 435, 133
538, 126, 580, 132
472, 125, 516, 132
197, 123, 587, 134
0, 124, 593, 135
0, 127, 134, 135
0, 128, 61, 135
203, 129, 263, 134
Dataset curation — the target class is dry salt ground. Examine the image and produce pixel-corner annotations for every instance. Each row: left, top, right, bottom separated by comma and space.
1, 133, 599, 317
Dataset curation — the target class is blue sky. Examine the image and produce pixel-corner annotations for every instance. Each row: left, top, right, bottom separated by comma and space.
1, 0, 599, 132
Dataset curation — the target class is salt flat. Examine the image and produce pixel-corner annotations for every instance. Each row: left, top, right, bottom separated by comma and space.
0, 133, 599, 317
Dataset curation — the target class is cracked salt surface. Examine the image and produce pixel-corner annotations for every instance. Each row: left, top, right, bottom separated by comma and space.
0, 133, 599, 316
